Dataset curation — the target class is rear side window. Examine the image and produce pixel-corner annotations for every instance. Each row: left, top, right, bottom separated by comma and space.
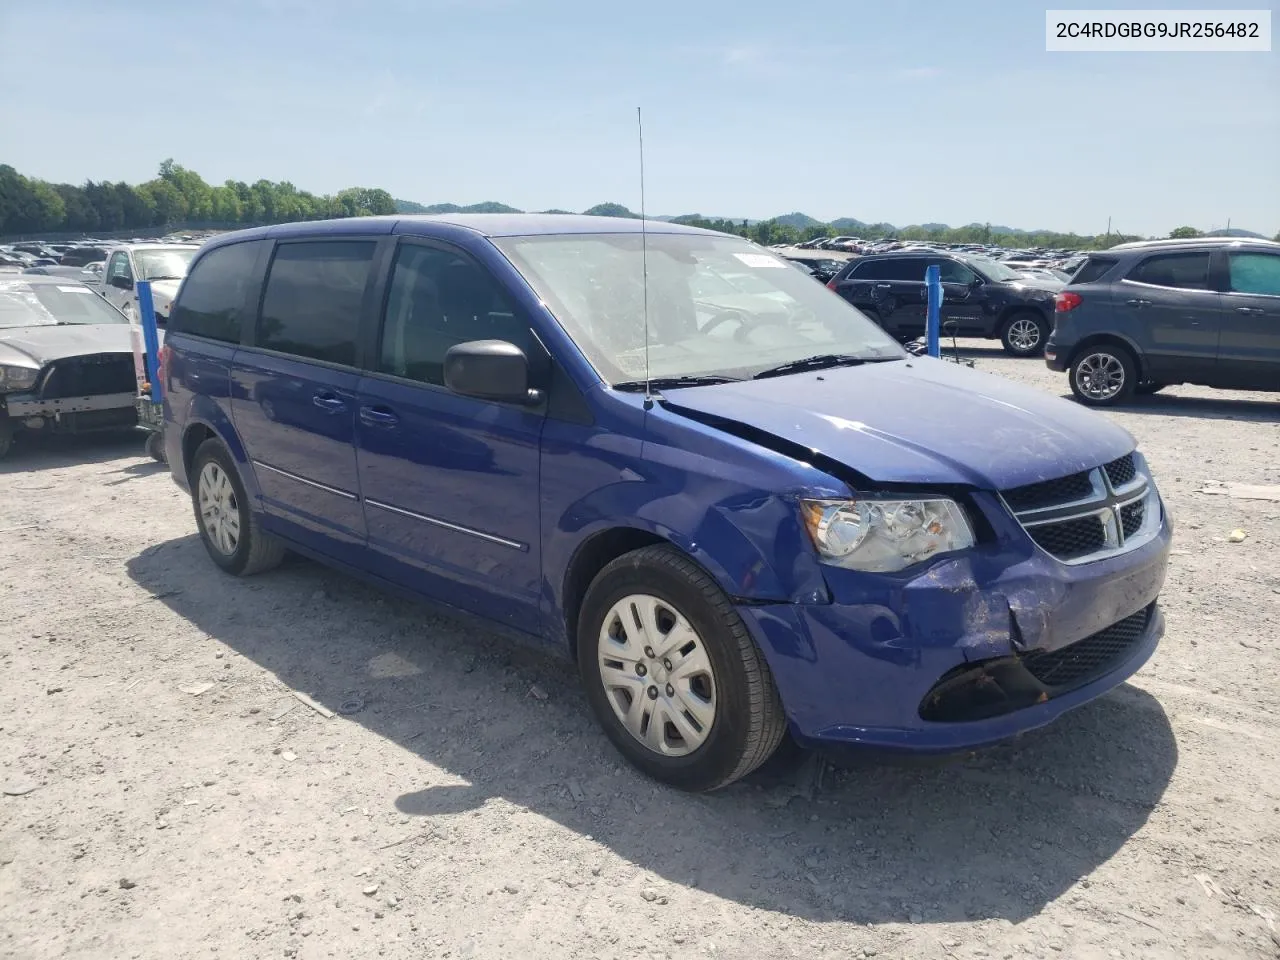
258, 241, 376, 366
1069, 257, 1117, 285
1127, 252, 1211, 290
1227, 253, 1280, 297
851, 258, 924, 281
170, 240, 266, 343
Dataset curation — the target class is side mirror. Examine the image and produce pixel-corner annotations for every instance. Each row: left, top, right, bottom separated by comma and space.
444, 340, 540, 405
109, 274, 134, 290
969, 276, 984, 288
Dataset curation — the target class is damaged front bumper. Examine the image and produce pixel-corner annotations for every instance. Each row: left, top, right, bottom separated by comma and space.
739, 509, 1171, 754
1, 391, 139, 434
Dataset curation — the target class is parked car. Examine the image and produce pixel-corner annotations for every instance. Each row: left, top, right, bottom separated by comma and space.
781, 255, 847, 282
826, 251, 1060, 355
1046, 237, 1280, 405
162, 215, 1169, 792
23, 265, 96, 279
98, 242, 200, 324
0, 277, 143, 458
58, 246, 108, 267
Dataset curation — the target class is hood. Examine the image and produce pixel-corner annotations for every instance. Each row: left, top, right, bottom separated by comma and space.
1003, 276, 1063, 294
148, 278, 182, 308
659, 357, 1134, 490
0, 324, 137, 367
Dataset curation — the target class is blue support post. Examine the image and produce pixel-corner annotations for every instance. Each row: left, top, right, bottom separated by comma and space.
136, 280, 163, 404
924, 264, 942, 358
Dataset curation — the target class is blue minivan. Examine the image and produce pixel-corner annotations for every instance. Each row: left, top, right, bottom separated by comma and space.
161, 215, 1171, 791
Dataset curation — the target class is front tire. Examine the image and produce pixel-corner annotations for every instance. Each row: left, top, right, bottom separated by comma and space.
1069, 345, 1137, 406
577, 545, 786, 792
190, 439, 285, 576
1000, 311, 1049, 356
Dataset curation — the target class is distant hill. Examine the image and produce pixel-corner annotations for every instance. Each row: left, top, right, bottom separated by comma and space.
582, 202, 638, 218
1206, 227, 1268, 239
773, 212, 822, 228
390, 198, 1272, 240
393, 199, 522, 215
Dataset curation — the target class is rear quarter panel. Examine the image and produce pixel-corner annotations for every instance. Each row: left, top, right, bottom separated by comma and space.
163, 336, 250, 493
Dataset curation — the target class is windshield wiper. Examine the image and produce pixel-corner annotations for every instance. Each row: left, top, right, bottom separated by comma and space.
751, 354, 899, 380
614, 375, 741, 392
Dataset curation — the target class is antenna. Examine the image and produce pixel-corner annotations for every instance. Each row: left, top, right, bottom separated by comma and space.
638, 106, 651, 406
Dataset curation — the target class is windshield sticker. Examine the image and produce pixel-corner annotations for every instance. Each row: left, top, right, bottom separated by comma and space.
613, 351, 647, 377
733, 253, 787, 269
56, 285, 94, 293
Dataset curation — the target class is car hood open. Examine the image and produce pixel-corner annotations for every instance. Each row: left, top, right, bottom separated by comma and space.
659, 357, 1134, 490
0, 324, 139, 367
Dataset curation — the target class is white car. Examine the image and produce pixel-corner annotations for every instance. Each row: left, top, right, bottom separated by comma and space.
98, 243, 200, 323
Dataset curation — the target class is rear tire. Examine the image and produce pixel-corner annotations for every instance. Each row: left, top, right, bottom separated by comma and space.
1069, 345, 1137, 406
1000, 311, 1049, 357
577, 545, 786, 792
190, 439, 285, 576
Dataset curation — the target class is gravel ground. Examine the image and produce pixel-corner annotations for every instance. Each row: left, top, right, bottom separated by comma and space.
2, 348, 1278, 960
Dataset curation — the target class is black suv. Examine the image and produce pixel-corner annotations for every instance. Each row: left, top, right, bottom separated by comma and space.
826, 250, 1060, 356
1045, 238, 1280, 406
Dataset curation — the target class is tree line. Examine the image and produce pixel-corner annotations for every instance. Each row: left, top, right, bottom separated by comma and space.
667, 215, 1154, 251
4, 159, 1272, 247
0, 159, 396, 236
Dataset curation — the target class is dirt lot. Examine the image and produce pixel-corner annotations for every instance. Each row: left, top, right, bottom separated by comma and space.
2, 349, 1278, 960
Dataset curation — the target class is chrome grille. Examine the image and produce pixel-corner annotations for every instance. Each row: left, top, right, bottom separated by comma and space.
1027, 514, 1107, 560
1104, 454, 1136, 488
1002, 453, 1160, 564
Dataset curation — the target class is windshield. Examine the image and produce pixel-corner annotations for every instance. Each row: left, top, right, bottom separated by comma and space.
494, 233, 903, 383
961, 254, 1023, 282
0, 282, 130, 328
134, 248, 196, 281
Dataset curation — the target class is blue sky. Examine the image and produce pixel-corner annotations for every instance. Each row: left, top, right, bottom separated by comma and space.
2, 0, 1276, 236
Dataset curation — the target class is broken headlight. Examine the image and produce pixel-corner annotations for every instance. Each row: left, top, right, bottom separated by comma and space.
0, 364, 38, 393
800, 497, 975, 573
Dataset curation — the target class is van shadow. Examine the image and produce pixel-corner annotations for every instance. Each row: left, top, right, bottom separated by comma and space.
126, 535, 1178, 927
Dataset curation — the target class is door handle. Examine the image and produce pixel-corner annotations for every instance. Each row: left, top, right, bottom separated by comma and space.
359, 405, 399, 427
875, 283, 892, 289
1126, 298, 1152, 307
311, 392, 346, 413
1236, 306, 1264, 315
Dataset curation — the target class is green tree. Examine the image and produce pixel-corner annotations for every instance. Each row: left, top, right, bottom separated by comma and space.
139, 180, 187, 226
53, 183, 99, 232
1169, 226, 1202, 239
118, 182, 156, 229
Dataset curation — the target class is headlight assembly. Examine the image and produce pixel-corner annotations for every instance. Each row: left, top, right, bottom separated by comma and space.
0, 364, 39, 393
800, 496, 975, 573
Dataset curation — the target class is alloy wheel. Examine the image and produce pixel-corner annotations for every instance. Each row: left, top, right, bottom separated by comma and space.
597, 594, 717, 757
1008, 317, 1042, 353
1075, 352, 1126, 401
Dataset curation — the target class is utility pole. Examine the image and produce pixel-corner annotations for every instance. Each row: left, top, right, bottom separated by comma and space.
1105, 216, 1111, 237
